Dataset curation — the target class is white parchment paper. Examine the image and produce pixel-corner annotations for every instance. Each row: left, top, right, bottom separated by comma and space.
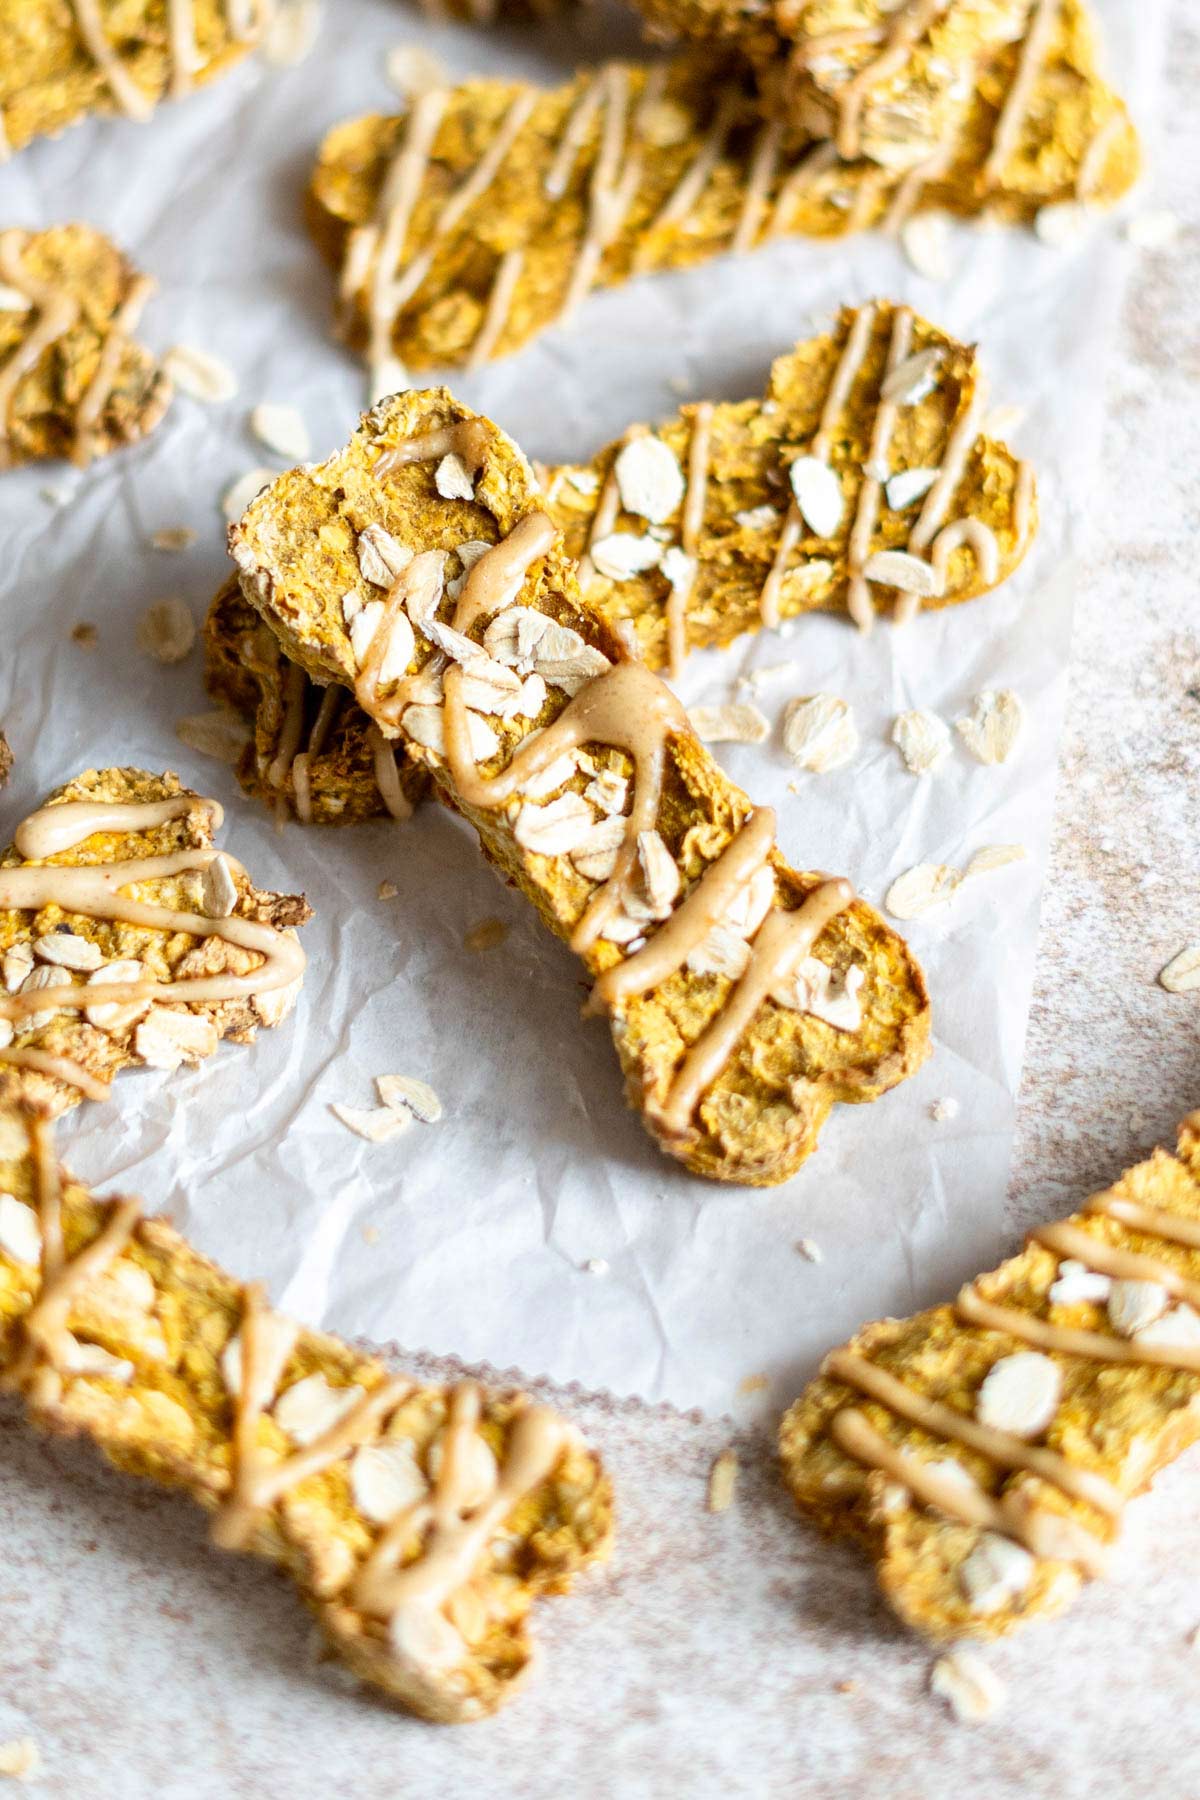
0, 0, 1164, 1419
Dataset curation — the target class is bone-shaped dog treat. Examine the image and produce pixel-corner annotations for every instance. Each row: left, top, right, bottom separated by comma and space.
229, 388, 929, 1185
0, 768, 309, 1116
0, 0, 276, 156
780, 1111, 1200, 1640
0, 1105, 613, 1722
310, 35, 1135, 387
207, 303, 1033, 824
0, 225, 172, 470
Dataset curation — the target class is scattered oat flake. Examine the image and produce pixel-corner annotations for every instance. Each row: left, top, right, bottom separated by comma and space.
150, 525, 197, 553
862, 548, 943, 598
885, 863, 960, 920
929, 1096, 959, 1122
964, 844, 1026, 878
782, 694, 858, 772
614, 435, 685, 524
582, 1257, 609, 1276
377, 879, 398, 901
956, 688, 1023, 764
738, 1373, 769, 1396
930, 1650, 1006, 1723
885, 467, 939, 512
330, 1103, 412, 1144
707, 1448, 738, 1513
40, 484, 70, 507
251, 402, 311, 461
590, 531, 665, 582
164, 342, 238, 403
70, 622, 97, 649
880, 347, 942, 406
435, 451, 476, 501
137, 598, 195, 664
200, 853, 238, 920
464, 917, 508, 952
222, 467, 275, 522
901, 210, 953, 281
263, 0, 321, 65
797, 1238, 823, 1263
892, 708, 951, 775
788, 455, 844, 539
175, 709, 251, 765
0, 1738, 41, 1781
1159, 946, 1200, 994
385, 43, 447, 98
687, 702, 770, 745
1124, 208, 1181, 249
376, 1074, 442, 1124
0, 284, 31, 312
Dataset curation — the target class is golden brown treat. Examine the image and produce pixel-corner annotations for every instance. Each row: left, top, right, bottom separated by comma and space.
0, 768, 310, 1117
0, 0, 272, 156
310, 41, 1135, 383
204, 578, 431, 826
229, 387, 929, 1185
781, 1110, 1200, 1641
0, 224, 172, 470
0, 1106, 613, 1723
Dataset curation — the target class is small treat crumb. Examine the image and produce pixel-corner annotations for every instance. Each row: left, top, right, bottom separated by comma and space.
738, 1373, 769, 1396
0, 1739, 41, 1781
836, 1680, 858, 1695
582, 1257, 609, 1276
40, 484, 70, 507
707, 1447, 738, 1513
464, 917, 508, 953
796, 1237, 824, 1263
150, 525, 197, 553
930, 1096, 960, 1122
377, 880, 398, 901
1187, 1622, 1200, 1651
70, 622, 97, 650
362, 1224, 380, 1246
930, 1650, 1006, 1723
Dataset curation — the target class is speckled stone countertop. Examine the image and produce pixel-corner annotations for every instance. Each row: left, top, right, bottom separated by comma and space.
1, 10, 1197, 1796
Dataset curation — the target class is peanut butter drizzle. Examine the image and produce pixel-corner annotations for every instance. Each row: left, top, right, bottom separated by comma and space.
73, 272, 157, 467
289, 683, 343, 824
956, 1285, 1200, 1373
266, 662, 308, 790
353, 550, 448, 729
761, 303, 877, 630
368, 723, 414, 822
212, 1282, 414, 1551
0, 233, 81, 464
1, 1115, 141, 1395
664, 402, 714, 680
830, 1408, 1111, 1576
656, 877, 853, 1137
587, 806, 775, 1014
1087, 1192, 1200, 1250
1076, 111, 1124, 202
984, 0, 1059, 185
846, 305, 913, 633
0, 1047, 111, 1102
375, 419, 491, 479
545, 75, 603, 201
1013, 459, 1035, 548
580, 425, 647, 591
833, 0, 946, 160
467, 247, 525, 370
647, 91, 742, 240
825, 1349, 1123, 1516
70, 0, 156, 121
450, 511, 557, 636
732, 122, 785, 255
443, 657, 689, 957
908, 373, 988, 555
930, 516, 1000, 587
360, 88, 449, 385
1034, 1219, 1200, 1310
168, 0, 198, 100
352, 1383, 566, 1663
0, 797, 304, 1026
767, 142, 839, 239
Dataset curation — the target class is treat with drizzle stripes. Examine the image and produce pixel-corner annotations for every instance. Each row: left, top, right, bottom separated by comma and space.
0, 225, 172, 471
310, 29, 1135, 389
229, 387, 929, 1185
780, 1110, 1200, 1639
0, 1105, 613, 1723
0, 0, 278, 157
0, 768, 310, 1116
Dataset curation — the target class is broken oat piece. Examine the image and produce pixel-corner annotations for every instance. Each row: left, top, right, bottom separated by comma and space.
229, 388, 930, 1185
0, 1, 274, 156
0, 226, 171, 470
0, 768, 310, 1117
780, 1109, 1200, 1642
309, 35, 1135, 385
0, 1106, 613, 1724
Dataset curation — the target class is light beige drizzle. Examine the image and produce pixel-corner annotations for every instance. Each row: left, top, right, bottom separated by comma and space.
664, 402, 713, 679
375, 419, 491, 479
825, 1349, 1123, 1517
881, 146, 952, 236
766, 142, 839, 239
167, 0, 199, 100
442, 657, 689, 957
580, 424, 647, 591
266, 662, 308, 791
358, 89, 448, 385
1087, 1192, 1200, 1250
760, 303, 877, 629
647, 92, 742, 241
73, 272, 157, 467
831, 0, 946, 160
1076, 110, 1125, 202
289, 683, 343, 825
587, 806, 775, 1013
984, 0, 1059, 185
368, 723, 414, 822
830, 1408, 1111, 1576
655, 878, 853, 1137
1013, 459, 1035, 548
15, 793, 221, 860
930, 517, 1000, 588
467, 248, 525, 370
451, 511, 556, 636
0, 1047, 111, 1102
352, 1383, 566, 1664
70, 0, 156, 121
545, 74, 604, 200
1034, 1220, 1200, 1310
845, 305, 913, 633
956, 1285, 1200, 1373
908, 374, 988, 555
731, 122, 785, 256
0, 1114, 141, 1395
0, 232, 81, 466
353, 550, 449, 729
560, 65, 669, 325
211, 1281, 414, 1551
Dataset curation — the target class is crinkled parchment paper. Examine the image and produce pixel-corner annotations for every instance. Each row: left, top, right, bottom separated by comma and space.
0, 0, 1165, 1420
